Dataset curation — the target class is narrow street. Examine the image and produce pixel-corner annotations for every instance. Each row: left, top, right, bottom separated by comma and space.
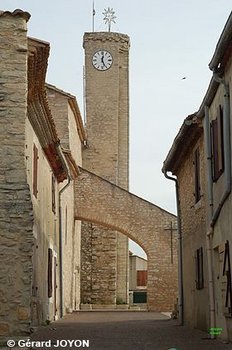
29, 311, 232, 350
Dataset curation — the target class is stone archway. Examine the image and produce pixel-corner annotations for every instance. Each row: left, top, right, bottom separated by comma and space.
74, 167, 178, 311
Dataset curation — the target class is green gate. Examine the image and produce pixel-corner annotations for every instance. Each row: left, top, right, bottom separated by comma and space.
133, 291, 147, 303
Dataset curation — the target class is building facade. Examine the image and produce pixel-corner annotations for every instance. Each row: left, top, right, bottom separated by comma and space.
129, 253, 147, 291
163, 11, 232, 341
0, 9, 178, 337
0, 11, 86, 336
163, 115, 209, 330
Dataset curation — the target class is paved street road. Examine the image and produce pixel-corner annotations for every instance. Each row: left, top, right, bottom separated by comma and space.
30, 311, 232, 350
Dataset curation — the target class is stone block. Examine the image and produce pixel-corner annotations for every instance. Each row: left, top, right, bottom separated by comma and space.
17, 306, 29, 321
0, 323, 9, 336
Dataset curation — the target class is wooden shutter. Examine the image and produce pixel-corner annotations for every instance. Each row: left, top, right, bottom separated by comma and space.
222, 240, 232, 316
211, 105, 224, 182
52, 174, 56, 214
33, 144, 38, 197
195, 247, 204, 290
218, 106, 224, 173
48, 248, 53, 298
137, 270, 147, 286
194, 148, 201, 203
54, 256, 57, 315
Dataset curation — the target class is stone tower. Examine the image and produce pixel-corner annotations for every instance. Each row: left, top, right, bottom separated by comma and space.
81, 32, 130, 306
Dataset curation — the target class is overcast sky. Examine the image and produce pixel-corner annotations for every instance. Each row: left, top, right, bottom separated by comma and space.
1, 1, 231, 257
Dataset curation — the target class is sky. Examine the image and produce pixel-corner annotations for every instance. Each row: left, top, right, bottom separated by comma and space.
1, 1, 231, 258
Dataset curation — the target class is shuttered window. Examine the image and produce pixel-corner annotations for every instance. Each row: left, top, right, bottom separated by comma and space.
223, 240, 232, 317
52, 174, 56, 214
137, 270, 147, 287
195, 247, 204, 290
48, 248, 53, 298
194, 147, 201, 203
33, 144, 38, 197
211, 105, 224, 182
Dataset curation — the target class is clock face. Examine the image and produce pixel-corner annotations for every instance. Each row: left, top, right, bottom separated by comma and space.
92, 50, 113, 71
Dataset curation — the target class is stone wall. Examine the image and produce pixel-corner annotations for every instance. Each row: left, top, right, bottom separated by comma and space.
80, 222, 117, 305
0, 11, 34, 336
75, 168, 178, 311
81, 32, 130, 305
176, 132, 209, 330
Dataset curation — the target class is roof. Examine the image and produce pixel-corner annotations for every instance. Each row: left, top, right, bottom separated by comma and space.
198, 11, 232, 118
209, 11, 232, 71
46, 83, 87, 142
27, 38, 67, 182
162, 114, 202, 174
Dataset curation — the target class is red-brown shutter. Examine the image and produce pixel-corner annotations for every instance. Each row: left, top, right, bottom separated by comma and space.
137, 270, 147, 286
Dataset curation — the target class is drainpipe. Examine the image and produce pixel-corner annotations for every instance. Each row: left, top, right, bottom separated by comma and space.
162, 169, 184, 326
56, 143, 72, 318
203, 106, 216, 338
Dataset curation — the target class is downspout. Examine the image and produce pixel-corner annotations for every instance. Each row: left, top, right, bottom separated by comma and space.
162, 169, 184, 326
56, 143, 72, 318
203, 105, 215, 338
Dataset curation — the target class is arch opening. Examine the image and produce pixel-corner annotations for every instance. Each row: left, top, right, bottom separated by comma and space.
75, 168, 178, 312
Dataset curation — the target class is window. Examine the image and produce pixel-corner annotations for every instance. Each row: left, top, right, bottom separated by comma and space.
223, 240, 232, 316
48, 248, 53, 298
33, 144, 38, 197
211, 105, 224, 182
137, 270, 147, 287
193, 147, 201, 203
52, 174, 56, 214
195, 247, 204, 290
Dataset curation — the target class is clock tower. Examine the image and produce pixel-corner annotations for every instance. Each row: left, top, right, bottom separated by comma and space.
81, 31, 130, 306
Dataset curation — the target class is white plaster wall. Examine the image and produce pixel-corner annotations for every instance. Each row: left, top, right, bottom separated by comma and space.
25, 118, 60, 323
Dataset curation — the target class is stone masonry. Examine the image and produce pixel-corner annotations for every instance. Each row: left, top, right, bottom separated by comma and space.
75, 168, 178, 311
0, 11, 34, 336
81, 32, 130, 305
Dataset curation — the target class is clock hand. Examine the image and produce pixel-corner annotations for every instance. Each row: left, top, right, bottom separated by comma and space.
101, 53, 107, 67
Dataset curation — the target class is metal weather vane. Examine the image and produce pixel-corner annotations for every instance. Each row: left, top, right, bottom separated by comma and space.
102, 7, 116, 32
